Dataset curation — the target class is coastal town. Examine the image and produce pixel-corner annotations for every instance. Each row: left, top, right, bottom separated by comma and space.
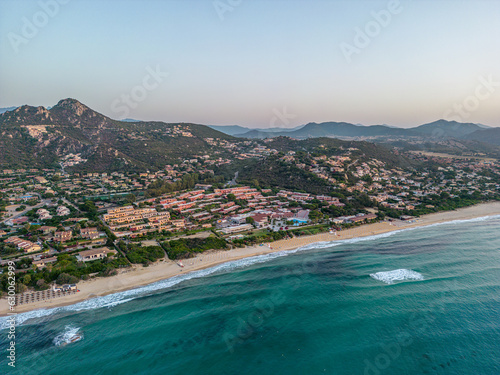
2, 1, 500, 372
1, 145, 500, 305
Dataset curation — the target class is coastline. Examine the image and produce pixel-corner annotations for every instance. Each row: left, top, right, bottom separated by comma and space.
2, 201, 500, 317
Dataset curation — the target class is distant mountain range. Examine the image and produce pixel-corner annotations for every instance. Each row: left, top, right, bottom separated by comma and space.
0, 107, 18, 114
1, 99, 499, 172
211, 120, 500, 147
208, 124, 305, 136
121, 118, 143, 122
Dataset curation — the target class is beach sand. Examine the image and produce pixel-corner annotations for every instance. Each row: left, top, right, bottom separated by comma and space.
2, 201, 500, 316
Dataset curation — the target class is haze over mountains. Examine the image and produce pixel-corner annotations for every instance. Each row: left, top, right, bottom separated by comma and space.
0, 107, 17, 114
1, 99, 499, 174
209, 120, 497, 143
2, 102, 497, 145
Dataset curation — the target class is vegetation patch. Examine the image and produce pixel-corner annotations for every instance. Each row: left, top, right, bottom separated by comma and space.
161, 237, 228, 260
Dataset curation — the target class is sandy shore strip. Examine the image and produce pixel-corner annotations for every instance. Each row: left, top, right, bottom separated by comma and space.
2, 201, 500, 316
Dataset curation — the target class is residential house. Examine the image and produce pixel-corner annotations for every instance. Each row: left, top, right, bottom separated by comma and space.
80, 227, 99, 240
76, 247, 117, 262
53, 231, 72, 242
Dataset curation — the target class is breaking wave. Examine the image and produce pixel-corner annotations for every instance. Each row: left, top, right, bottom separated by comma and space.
370, 269, 424, 284
1, 214, 497, 329
53, 325, 83, 346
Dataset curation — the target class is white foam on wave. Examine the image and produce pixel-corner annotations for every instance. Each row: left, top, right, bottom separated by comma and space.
53, 325, 83, 346
1, 213, 497, 329
370, 269, 424, 284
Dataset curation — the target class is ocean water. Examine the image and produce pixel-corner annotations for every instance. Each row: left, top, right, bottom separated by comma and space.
1, 216, 500, 375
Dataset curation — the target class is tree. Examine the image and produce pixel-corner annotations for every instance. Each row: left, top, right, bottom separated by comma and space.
15, 283, 27, 294
361, 175, 373, 184
125, 194, 136, 204
246, 217, 255, 225
80, 200, 98, 217
23, 274, 31, 285
56, 273, 79, 285
34, 278, 49, 290
309, 210, 323, 222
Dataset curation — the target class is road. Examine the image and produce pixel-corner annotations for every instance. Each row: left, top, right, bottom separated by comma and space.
1, 199, 51, 224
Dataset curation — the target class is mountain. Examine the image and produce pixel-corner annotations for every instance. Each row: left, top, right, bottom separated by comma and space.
0, 107, 17, 114
207, 125, 252, 136
475, 123, 491, 129
1, 99, 497, 171
237, 122, 413, 139
236, 129, 291, 138
208, 124, 305, 136
122, 118, 143, 122
216, 136, 417, 194
412, 120, 485, 138
234, 120, 497, 143
0, 98, 233, 172
467, 127, 500, 146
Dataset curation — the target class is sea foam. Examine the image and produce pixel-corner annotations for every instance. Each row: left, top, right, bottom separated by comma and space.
0, 245, 320, 330
53, 325, 83, 346
370, 269, 424, 284
1, 214, 497, 330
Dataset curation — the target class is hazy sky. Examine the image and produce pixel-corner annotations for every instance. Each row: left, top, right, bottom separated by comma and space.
1, 0, 499, 128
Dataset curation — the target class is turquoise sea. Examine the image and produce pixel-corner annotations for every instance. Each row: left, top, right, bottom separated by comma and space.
1, 216, 500, 375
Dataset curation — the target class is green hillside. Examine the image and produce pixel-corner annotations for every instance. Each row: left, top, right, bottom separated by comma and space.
0, 99, 233, 171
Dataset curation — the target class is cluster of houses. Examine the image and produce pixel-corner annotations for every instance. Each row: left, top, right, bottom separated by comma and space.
1, 145, 500, 270
36, 205, 70, 221
4, 236, 42, 253
99, 185, 349, 238
32, 247, 118, 269
103, 205, 182, 238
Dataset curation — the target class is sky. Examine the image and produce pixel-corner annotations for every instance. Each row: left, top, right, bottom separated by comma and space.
0, 0, 499, 128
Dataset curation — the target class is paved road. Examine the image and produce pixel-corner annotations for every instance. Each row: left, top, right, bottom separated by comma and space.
1, 199, 51, 224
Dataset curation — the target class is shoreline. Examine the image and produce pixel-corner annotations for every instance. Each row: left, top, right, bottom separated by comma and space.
2, 201, 500, 317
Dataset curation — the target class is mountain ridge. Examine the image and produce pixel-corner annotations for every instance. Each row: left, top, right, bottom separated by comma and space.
0, 98, 234, 171
1, 98, 499, 172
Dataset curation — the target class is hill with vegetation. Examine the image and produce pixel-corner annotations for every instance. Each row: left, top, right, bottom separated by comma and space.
468, 127, 500, 146
216, 137, 417, 194
411, 120, 486, 138
231, 120, 500, 145
0, 98, 233, 171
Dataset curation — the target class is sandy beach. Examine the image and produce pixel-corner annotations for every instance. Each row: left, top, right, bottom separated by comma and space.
2, 201, 500, 316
